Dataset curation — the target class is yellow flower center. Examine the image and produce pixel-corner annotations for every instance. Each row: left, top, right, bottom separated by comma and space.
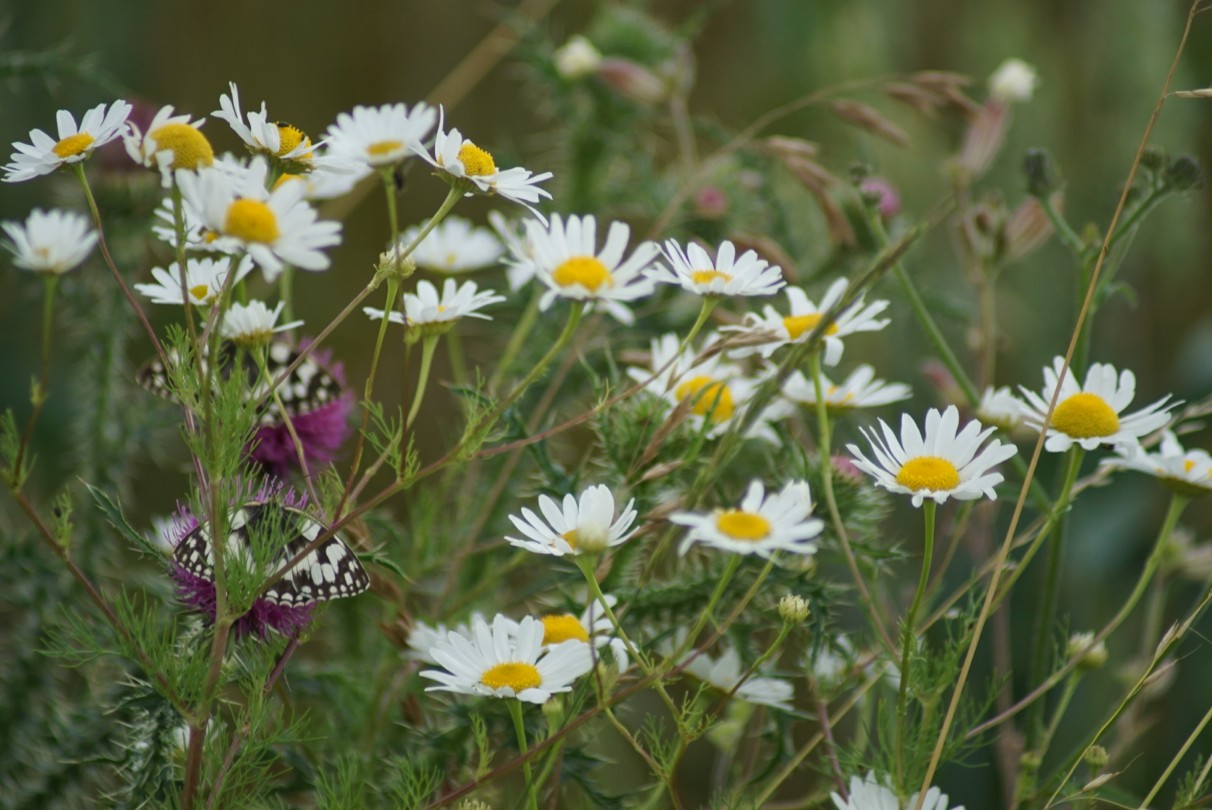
481, 662, 542, 691
896, 456, 960, 492
675, 376, 734, 423
149, 123, 215, 170
273, 173, 303, 190
274, 122, 310, 158
1051, 392, 1120, 439
541, 614, 590, 645
715, 509, 772, 540
224, 199, 280, 244
690, 269, 732, 285
444, 252, 459, 268
457, 142, 497, 176
1183, 459, 1196, 474
52, 132, 95, 159
189, 284, 211, 302
783, 313, 839, 340
552, 256, 613, 291
367, 139, 403, 157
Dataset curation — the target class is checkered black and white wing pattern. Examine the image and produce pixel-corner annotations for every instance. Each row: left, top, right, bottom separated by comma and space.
136, 342, 239, 401
172, 502, 370, 605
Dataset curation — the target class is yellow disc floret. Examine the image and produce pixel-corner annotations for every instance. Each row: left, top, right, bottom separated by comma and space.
552, 256, 613, 291
560, 529, 580, 550
149, 123, 215, 170
367, 139, 403, 158
783, 313, 839, 340
1051, 392, 1120, 439
715, 509, 772, 541
675, 376, 734, 423
274, 122, 310, 158
541, 614, 590, 645
691, 269, 732, 286
457, 142, 497, 176
189, 284, 212, 303
481, 662, 542, 691
53, 132, 94, 159
896, 456, 960, 492
224, 199, 280, 244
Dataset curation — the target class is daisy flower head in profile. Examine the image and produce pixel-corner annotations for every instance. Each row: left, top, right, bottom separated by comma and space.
491, 210, 541, 291
421, 614, 593, 704
506, 484, 638, 557
538, 595, 630, 671
848, 405, 1018, 508
671, 480, 823, 559
528, 214, 658, 324
212, 82, 327, 171
151, 194, 234, 254
134, 255, 254, 307
324, 101, 436, 170
413, 111, 553, 221
976, 385, 1026, 432
123, 105, 215, 185
661, 632, 794, 711
363, 278, 506, 338
395, 216, 504, 274
220, 300, 303, 349
2, 209, 98, 275
1102, 430, 1212, 498
649, 237, 785, 298
832, 772, 964, 810
782, 364, 911, 411
176, 156, 342, 280
726, 278, 890, 365
405, 613, 490, 665
1018, 357, 1174, 453
4, 100, 133, 182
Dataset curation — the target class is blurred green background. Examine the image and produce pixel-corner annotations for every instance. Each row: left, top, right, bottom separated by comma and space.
3, 0, 1212, 805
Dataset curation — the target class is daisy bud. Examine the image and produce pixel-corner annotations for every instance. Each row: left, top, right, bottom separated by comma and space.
1023, 148, 1057, 198
778, 594, 810, 625
1067, 632, 1107, 671
988, 58, 1039, 103
554, 35, 602, 80
377, 245, 417, 282
542, 694, 565, 726
1083, 745, 1109, 770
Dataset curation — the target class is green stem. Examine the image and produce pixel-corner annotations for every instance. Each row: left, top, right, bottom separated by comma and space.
678, 298, 718, 353
445, 328, 468, 386
14, 274, 59, 477
896, 500, 936, 786
671, 555, 742, 662
489, 286, 542, 393
397, 185, 463, 260
279, 266, 294, 323
508, 699, 539, 810
1039, 194, 1089, 259
491, 302, 583, 419
406, 336, 439, 429
1139, 701, 1212, 808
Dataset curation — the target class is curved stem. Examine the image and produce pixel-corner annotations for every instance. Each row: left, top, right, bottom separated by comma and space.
678, 298, 718, 354
14, 274, 58, 478
896, 500, 936, 786
489, 286, 542, 392
406, 336, 439, 429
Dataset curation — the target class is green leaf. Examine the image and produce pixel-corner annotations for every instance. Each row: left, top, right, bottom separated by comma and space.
82, 480, 164, 559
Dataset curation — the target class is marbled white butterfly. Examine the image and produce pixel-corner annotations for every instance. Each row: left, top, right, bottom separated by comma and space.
173, 501, 370, 605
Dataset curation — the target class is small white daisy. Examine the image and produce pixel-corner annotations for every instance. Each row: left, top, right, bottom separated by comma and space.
220, 300, 303, 348
663, 635, 793, 711
212, 81, 319, 164
420, 614, 593, 704
976, 385, 1025, 431
538, 595, 630, 671
123, 105, 215, 185
725, 279, 890, 365
626, 333, 789, 442
670, 480, 823, 558
847, 405, 1018, 507
4, 100, 133, 182
133, 255, 253, 307
782, 364, 911, 410
491, 210, 541, 291
324, 102, 436, 169
2, 209, 98, 275
363, 278, 506, 330
414, 113, 553, 220
1018, 357, 1174, 453
405, 613, 489, 665
832, 772, 963, 810
176, 157, 342, 280
396, 216, 504, 274
528, 214, 658, 324
506, 484, 638, 557
274, 162, 366, 200
649, 238, 785, 298
1103, 430, 1212, 497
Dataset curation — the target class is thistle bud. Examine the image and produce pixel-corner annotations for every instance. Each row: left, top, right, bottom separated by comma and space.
1083, 745, 1109, 770
597, 57, 667, 106
1023, 149, 1056, 198
1165, 155, 1204, 191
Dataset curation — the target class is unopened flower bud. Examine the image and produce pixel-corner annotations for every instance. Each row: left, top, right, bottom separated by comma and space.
859, 177, 901, 219
597, 57, 667, 106
457, 801, 493, 810
378, 246, 417, 281
778, 594, 810, 624
1140, 145, 1168, 172
989, 58, 1039, 103
1084, 745, 1109, 770
554, 35, 602, 80
694, 185, 728, 219
1067, 632, 1108, 670
1023, 149, 1056, 198
542, 694, 565, 726
1165, 155, 1204, 191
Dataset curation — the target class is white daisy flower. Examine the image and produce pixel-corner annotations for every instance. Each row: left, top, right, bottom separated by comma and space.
123, 105, 215, 185
396, 216, 504, 274
405, 613, 490, 664
414, 113, 553, 220
626, 333, 789, 442
1018, 357, 1174, 453
527, 214, 658, 324
3, 100, 133, 182
212, 81, 319, 164
491, 210, 541, 291
324, 102, 436, 169
847, 405, 1018, 507
506, 484, 638, 557
134, 255, 253, 307
176, 157, 342, 280
832, 772, 963, 810
725, 279, 890, 365
670, 480, 823, 558
1102, 430, 1212, 497
662, 634, 793, 711
220, 300, 303, 348
420, 614, 593, 704
363, 278, 506, 330
989, 57, 1038, 104
782, 364, 911, 410
538, 595, 630, 671
274, 162, 367, 200
649, 238, 785, 298
2, 209, 98, 275
151, 195, 231, 254
976, 385, 1025, 431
